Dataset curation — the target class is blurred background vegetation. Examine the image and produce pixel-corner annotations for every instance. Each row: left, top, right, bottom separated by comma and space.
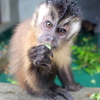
0, 0, 100, 87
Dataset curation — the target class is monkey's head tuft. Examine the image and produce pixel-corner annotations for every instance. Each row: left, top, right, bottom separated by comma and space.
46, 0, 82, 20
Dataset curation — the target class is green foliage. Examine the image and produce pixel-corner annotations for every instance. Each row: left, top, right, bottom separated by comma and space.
90, 92, 100, 100
72, 37, 100, 75
7, 78, 18, 84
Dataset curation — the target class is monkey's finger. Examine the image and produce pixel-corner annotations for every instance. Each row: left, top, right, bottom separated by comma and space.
45, 91, 58, 100
29, 45, 45, 54
37, 45, 48, 51
61, 92, 73, 100
34, 45, 53, 57
37, 45, 53, 57
29, 47, 36, 54
49, 50, 53, 57
41, 55, 51, 65
53, 86, 73, 100
31, 45, 49, 54
36, 45, 53, 57
46, 49, 53, 57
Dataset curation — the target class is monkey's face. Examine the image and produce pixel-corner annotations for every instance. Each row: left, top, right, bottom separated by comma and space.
32, 0, 82, 49
38, 16, 70, 49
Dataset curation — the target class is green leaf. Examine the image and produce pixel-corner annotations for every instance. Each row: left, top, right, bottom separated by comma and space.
90, 92, 100, 100
80, 51, 85, 56
84, 68, 94, 75
7, 78, 18, 84
72, 65, 83, 70
83, 38, 88, 42
91, 79, 96, 84
96, 67, 100, 73
90, 59, 96, 64
44, 43, 51, 49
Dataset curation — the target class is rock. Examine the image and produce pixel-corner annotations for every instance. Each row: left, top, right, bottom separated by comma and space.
0, 83, 100, 100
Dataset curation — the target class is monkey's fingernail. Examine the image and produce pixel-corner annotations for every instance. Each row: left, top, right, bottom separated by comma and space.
50, 52, 53, 57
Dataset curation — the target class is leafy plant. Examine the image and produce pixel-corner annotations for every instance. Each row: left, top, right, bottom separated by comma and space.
90, 92, 100, 100
72, 37, 100, 75
7, 78, 18, 84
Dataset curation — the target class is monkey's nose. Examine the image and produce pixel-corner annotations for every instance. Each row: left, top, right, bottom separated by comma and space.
44, 35, 54, 44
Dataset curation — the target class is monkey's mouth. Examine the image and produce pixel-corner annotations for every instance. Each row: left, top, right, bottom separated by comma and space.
38, 42, 57, 50
38, 42, 45, 45
39, 42, 52, 48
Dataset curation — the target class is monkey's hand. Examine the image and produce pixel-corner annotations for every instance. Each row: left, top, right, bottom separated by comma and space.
28, 45, 53, 68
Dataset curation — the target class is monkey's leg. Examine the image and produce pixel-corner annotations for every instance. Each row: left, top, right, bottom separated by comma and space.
43, 85, 73, 100
57, 66, 83, 91
25, 82, 59, 100
26, 84, 59, 100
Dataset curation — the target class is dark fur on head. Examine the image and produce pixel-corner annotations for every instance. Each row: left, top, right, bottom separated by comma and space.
47, 0, 82, 19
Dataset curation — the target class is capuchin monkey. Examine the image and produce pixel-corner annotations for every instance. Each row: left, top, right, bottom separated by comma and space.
9, 0, 83, 100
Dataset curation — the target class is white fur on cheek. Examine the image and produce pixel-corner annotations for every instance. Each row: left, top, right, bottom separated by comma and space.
67, 21, 81, 39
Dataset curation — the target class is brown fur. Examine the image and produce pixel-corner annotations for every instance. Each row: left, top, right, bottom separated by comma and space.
10, 20, 37, 89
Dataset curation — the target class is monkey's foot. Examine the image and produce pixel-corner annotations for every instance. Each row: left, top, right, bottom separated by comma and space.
44, 89, 73, 100
66, 83, 83, 92
56, 88, 73, 100
28, 45, 53, 68
42, 90, 59, 100
51, 84, 73, 100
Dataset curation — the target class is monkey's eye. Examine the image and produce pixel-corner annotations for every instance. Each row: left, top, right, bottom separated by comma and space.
57, 28, 66, 36
46, 21, 53, 28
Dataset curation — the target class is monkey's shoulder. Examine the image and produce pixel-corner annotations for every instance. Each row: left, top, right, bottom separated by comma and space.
14, 19, 32, 32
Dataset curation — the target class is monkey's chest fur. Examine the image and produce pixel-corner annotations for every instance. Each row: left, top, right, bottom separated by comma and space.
52, 45, 71, 68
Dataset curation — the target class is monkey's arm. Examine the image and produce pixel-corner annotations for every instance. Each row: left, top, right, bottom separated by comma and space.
57, 65, 83, 91
28, 45, 73, 100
